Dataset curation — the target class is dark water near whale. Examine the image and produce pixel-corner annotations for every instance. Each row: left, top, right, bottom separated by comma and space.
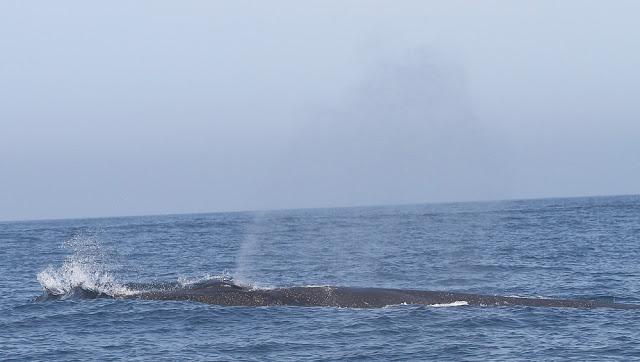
2, 195, 640, 360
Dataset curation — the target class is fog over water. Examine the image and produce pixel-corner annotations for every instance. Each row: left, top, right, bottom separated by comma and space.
1, 1, 639, 220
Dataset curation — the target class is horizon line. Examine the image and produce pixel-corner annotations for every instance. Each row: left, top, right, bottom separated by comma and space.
2, 192, 638, 224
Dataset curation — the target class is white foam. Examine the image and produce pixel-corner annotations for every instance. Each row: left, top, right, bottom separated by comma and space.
173, 273, 279, 290
37, 261, 134, 297
429, 300, 469, 308
36, 234, 135, 297
177, 273, 227, 287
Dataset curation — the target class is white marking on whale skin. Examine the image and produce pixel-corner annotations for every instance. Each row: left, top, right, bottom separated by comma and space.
383, 301, 469, 308
429, 301, 469, 308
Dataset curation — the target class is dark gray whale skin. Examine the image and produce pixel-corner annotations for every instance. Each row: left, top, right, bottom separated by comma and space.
126, 281, 640, 310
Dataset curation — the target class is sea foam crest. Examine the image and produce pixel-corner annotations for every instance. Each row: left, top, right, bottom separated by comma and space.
36, 234, 134, 297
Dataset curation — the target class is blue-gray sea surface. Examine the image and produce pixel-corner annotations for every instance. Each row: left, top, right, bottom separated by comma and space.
2, 195, 640, 360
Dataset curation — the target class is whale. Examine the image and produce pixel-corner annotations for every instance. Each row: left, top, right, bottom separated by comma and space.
132, 280, 640, 309
37, 279, 640, 310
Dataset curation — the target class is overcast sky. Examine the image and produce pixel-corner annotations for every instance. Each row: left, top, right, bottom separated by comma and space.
1, 1, 639, 221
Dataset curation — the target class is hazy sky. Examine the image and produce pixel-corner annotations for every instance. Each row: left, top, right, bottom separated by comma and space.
1, 1, 639, 221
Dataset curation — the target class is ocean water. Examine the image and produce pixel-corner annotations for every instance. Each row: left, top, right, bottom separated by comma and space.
2, 195, 640, 360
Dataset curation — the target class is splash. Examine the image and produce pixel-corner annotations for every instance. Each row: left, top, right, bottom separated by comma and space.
36, 233, 134, 298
